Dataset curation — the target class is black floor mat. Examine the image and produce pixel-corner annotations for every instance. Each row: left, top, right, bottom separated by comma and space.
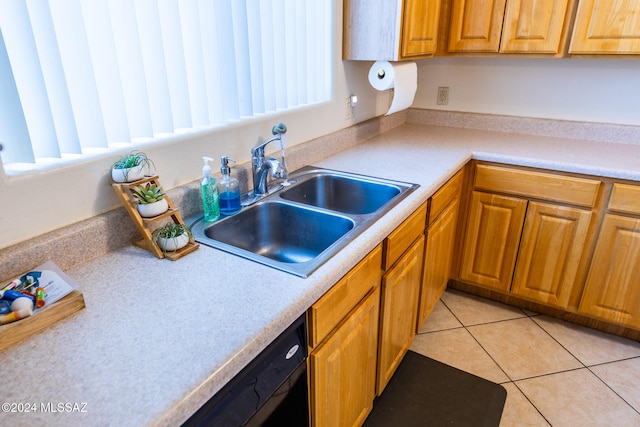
364, 351, 507, 427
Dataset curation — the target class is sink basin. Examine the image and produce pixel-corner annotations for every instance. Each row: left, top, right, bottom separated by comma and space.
188, 166, 418, 277
204, 201, 354, 264
280, 173, 401, 214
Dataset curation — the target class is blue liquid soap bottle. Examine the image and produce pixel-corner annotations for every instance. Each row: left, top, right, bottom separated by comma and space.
218, 156, 241, 215
201, 156, 220, 222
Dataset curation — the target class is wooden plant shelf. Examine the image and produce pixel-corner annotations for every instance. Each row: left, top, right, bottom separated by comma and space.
112, 175, 199, 260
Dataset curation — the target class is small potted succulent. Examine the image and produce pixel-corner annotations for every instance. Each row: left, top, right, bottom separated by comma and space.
111, 150, 154, 183
152, 222, 192, 252
131, 183, 168, 218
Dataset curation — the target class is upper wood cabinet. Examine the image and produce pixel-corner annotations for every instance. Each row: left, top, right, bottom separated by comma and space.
570, 0, 640, 54
344, 0, 443, 60
501, 0, 573, 53
448, 0, 508, 52
402, 0, 444, 57
446, 0, 575, 54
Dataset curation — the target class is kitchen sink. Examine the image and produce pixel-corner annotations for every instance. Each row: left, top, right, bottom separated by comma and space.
188, 166, 418, 277
204, 201, 354, 264
280, 173, 401, 214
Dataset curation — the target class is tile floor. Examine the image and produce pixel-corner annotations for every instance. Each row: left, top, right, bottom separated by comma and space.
410, 288, 640, 427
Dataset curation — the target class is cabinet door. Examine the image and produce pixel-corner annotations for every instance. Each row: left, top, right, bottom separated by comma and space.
309, 286, 380, 427
511, 202, 592, 308
378, 236, 424, 394
570, 0, 640, 54
418, 199, 460, 330
448, 0, 508, 52
401, 0, 443, 57
500, 0, 570, 53
459, 191, 527, 291
579, 214, 640, 328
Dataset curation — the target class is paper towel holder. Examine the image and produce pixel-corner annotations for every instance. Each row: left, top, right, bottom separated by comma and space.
377, 69, 386, 79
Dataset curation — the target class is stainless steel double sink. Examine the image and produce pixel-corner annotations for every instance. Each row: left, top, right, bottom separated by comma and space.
188, 166, 419, 277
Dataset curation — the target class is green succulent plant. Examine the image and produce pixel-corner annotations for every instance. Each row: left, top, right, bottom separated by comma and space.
131, 183, 165, 204
152, 222, 191, 240
111, 150, 154, 181
151, 222, 192, 253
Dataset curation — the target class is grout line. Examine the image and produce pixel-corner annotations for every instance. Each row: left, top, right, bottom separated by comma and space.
508, 380, 554, 427
587, 356, 640, 416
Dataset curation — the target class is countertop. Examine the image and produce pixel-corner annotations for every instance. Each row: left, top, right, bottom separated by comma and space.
2, 123, 640, 426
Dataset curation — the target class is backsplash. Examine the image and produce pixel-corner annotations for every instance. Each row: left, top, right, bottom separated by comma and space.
408, 109, 640, 146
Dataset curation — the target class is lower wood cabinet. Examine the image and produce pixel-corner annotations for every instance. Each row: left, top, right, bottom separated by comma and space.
308, 245, 382, 427
511, 201, 593, 308
459, 191, 527, 292
579, 210, 640, 328
377, 235, 425, 394
309, 286, 380, 427
417, 169, 464, 330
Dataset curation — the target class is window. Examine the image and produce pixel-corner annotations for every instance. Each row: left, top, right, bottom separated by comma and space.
0, 0, 332, 173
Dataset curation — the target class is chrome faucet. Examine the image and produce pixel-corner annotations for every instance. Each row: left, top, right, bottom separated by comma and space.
250, 123, 288, 197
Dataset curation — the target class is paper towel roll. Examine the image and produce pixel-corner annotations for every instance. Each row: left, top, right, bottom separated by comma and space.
368, 61, 417, 116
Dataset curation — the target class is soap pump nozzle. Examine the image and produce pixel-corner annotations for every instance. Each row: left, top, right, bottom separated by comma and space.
220, 156, 236, 176
202, 156, 213, 176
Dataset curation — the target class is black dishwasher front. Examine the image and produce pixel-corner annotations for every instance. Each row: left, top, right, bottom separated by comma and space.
183, 314, 308, 427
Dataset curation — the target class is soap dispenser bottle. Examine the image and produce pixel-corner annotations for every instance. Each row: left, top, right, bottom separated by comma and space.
201, 156, 220, 222
218, 156, 241, 215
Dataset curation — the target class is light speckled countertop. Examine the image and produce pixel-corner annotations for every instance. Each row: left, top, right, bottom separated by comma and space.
2, 122, 640, 426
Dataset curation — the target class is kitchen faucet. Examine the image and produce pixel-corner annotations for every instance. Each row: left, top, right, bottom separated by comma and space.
249, 123, 289, 199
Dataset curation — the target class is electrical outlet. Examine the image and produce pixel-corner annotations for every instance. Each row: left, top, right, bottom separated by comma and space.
437, 87, 449, 105
345, 96, 354, 120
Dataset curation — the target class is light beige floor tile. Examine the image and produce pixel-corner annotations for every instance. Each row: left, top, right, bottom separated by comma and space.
417, 300, 462, 333
468, 318, 582, 380
499, 382, 550, 427
441, 289, 527, 326
516, 369, 640, 427
410, 328, 510, 384
591, 357, 640, 413
532, 315, 640, 366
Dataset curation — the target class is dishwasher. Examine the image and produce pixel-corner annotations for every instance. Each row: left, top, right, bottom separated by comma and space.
183, 314, 308, 427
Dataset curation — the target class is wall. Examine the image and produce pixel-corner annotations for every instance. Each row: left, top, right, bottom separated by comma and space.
413, 56, 640, 126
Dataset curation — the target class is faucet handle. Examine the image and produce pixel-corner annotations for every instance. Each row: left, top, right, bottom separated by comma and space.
272, 123, 287, 135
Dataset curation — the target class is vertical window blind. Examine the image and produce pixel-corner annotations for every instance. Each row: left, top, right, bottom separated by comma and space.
0, 0, 332, 171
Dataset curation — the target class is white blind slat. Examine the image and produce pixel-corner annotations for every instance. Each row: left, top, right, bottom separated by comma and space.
134, 0, 174, 134
0, 30, 34, 164
50, 0, 108, 149
157, 0, 192, 129
0, 0, 60, 159
26, 0, 82, 155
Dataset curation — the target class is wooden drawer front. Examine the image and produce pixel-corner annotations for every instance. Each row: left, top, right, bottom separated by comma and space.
308, 245, 383, 348
609, 183, 640, 216
474, 164, 601, 207
429, 169, 464, 226
384, 203, 427, 270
